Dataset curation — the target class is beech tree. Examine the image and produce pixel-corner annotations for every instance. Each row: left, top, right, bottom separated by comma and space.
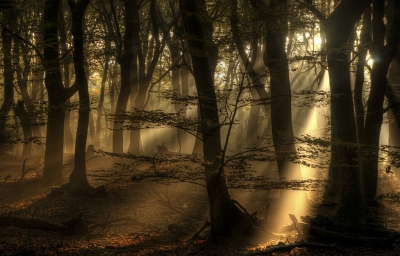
0, 7, 15, 154
179, 0, 254, 240
361, 0, 400, 201
67, 0, 91, 186
109, 0, 135, 154
300, 0, 373, 222
42, 0, 79, 185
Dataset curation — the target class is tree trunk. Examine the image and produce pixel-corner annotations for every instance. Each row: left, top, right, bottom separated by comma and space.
354, 8, 371, 146
321, 0, 374, 222
387, 47, 400, 161
42, 0, 78, 185
106, 63, 117, 152
0, 9, 14, 154
68, 0, 92, 187
265, 0, 302, 181
170, 33, 183, 152
94, 55, 109, 149
180, 0, 253, 240
112, 1, 135, 154
362, 0, 400, 201
180, 40, 191, 153
13, 41, 31, 159
59, 1, 74, 154
15, 101, 33, 158
129, 0, 165, 155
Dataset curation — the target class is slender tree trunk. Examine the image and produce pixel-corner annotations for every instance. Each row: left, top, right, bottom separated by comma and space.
106, 62, 117, 151
16, 39, 45, 155
13, 43, 33, 158
112, 1, 135, 154
265, 0, 301, 180
180, 42, 190, 153
88, 112, 96, 145
180, 0, 253, 240
59, 1, 74, 154
94, 56, 109, 149
230, 1, 267, 151
68, 0, 92, 186
15, 101, 33, 158
170, 33, 182, 152
129, 0, 165, 155
354, 8, 371, 146
32, 28, 45, 139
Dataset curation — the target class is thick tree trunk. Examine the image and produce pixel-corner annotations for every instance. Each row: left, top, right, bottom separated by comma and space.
362, 0, 400, 201
387, 47, 400, 157
0, 12, 14, 154
42, 0, 78, 185
326, 30, 362, 221
321, 0, 374, 221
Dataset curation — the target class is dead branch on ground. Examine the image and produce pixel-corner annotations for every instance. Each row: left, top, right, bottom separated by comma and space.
243, 242, 344, 255
0, 214, 144, 236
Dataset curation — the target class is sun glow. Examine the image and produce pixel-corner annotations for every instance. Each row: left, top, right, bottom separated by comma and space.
314, 36, 321, 45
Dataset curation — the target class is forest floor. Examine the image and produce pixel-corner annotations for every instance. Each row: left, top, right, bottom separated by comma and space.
1, 153, 400, 255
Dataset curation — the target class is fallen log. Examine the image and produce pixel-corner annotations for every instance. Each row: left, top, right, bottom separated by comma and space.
243, 242, 343, 255
0, 215, 65, 232
0, 214, 144, 235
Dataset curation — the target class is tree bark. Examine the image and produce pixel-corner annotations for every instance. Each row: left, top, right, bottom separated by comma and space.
354, 8, 371, 147
15, 101, 33, 158
59, 1, 74, 154
42, 0, 79, 185
323, 0, 373, 221
0, 9, 14, 154
180, 0, 253, 240
112, 0, 135, 154
68, 0, 92, 187
128, 0, 166, 155
94, 54, 109, 150
264, 0, 302, 180
362, 0, 400, 200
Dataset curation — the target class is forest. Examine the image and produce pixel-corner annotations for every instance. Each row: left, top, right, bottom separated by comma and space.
0, 0, 400, 255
